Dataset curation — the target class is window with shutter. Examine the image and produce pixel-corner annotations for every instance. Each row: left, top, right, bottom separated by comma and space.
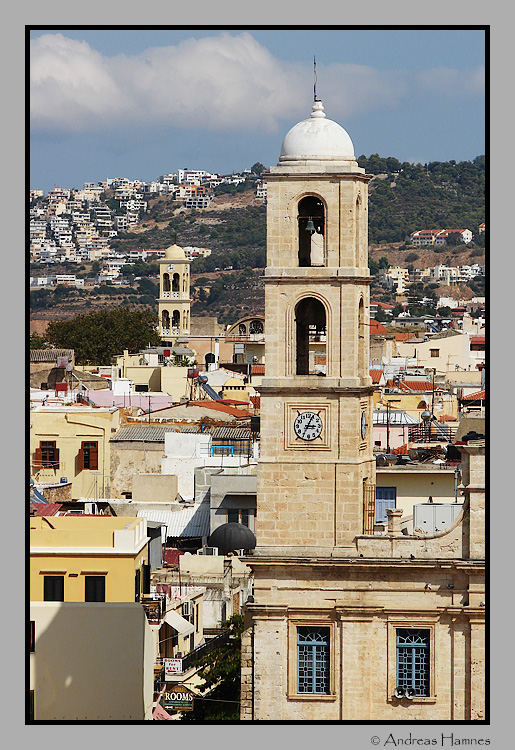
40, 441, 58, 469
44, 575, 64, 601
79, 441, 98, 470
375, 487, 397, 523
85, 576, 105, 602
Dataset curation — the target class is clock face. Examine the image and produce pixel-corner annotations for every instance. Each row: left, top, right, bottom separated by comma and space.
294, 411, 323, 441
167, 264, 175, 271
361, 410, 368, 440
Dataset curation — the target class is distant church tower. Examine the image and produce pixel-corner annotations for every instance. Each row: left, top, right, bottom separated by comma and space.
157, 243, 191, 344
257, 99, 376, 551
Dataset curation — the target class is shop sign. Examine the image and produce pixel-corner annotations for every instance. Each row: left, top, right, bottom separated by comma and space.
164, 657, 183, 678
163, 686, 194, 711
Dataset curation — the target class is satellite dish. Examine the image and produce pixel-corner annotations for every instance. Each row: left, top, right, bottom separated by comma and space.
381, 356, 388, 365
65, 364, 73, 372
394, 686, 405, 698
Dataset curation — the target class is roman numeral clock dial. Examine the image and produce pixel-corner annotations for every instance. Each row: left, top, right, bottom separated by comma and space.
293, 411, 323, 441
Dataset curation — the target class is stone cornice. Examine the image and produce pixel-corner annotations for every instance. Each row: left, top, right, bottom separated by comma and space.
263, 274, 372, 285
257, 381, 377, 396
244, 554, 485, 571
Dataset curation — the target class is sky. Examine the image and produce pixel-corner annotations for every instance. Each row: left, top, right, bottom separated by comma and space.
29, 28, 486, 193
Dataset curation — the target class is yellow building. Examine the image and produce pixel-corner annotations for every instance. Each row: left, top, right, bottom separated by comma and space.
30, 515, 150, 602
111, 348, 191, 400
30, 403, 120, 500
29, 515, 154, 720
374, 388, 459, 421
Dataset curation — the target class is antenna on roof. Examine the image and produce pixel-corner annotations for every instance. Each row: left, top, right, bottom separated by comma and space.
313, 56, 318, 102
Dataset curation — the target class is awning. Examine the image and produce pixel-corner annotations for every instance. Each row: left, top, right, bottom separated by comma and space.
164, 609, 194, 636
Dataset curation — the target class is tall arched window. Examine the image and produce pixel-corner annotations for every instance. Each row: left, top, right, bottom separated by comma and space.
172, 310, 180, 330
161, 309, 170, 331
172, 273, 180, 293
163, 273, 171, 292
355, 195, 361, 265
297, 196, 325, 267
295, 297, 326, 375
358, 297, 365, 376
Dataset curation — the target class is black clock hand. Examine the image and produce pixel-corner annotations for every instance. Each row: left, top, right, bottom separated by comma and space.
302, 415, 315, 436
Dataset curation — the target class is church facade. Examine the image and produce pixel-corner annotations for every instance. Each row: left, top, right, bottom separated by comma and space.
240, 102, 485, 721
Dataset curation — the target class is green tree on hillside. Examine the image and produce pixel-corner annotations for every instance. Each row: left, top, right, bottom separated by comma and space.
45, 308, 160, 365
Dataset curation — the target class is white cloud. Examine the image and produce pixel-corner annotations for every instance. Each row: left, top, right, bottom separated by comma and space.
417, 66, 485, 97
30, 33, 484, 135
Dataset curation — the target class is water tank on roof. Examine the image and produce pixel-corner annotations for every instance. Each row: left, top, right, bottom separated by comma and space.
414, 502, 463, 534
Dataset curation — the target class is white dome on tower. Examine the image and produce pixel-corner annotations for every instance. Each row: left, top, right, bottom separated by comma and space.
279, 101, 355, 164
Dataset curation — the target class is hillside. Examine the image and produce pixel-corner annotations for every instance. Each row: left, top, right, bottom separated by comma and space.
30, 157, 485, 330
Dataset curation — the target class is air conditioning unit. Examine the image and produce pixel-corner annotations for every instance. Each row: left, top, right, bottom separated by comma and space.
84, 502, 98, 515
198, 546, 218, 556
182, 601, 193, 616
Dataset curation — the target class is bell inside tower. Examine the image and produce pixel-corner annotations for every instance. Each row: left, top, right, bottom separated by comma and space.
297, 196, 325, 267
295, 297, 327, 375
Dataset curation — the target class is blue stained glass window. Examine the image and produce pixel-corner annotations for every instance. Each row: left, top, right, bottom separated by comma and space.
297, 627, 330, 694
396, 629, 430, 696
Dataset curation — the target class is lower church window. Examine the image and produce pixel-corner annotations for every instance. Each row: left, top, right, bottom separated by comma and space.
297, 626, 330, 694
396, 629, 430, 696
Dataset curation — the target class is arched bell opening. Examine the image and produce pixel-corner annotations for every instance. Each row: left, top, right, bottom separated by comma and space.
358, 297, 366, 377
297, 196, 325, 267
172, 273, 180, 293
249, 319, 263, 334
161, 309, 170, 331
172, 310, 180, 330
163, 273, 171, 293
295, 297, 327, 375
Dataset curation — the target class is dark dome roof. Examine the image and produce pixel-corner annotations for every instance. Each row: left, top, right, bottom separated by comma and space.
208, 522, 256, 551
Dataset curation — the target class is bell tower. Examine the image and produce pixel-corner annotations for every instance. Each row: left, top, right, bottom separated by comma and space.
257, 100, 376, 551
157, 243, 191, 345
241, 98, 484, 724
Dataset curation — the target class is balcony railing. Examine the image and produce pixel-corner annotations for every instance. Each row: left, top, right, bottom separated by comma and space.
180, 630, 231, 673
142, 593, 167, 624
407, 424, 459, 443
161, 328, 180, 336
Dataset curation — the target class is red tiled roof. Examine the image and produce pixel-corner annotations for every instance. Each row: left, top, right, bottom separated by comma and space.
461, 389, 486, 401
189, 401, 252, 417
30, 502, 62, 516
250, 395, 261, 409
392, 444, 409, 455
371, 301, 394, 309
251, 364, 265, 375
386, 379, 443, 392
219, 399, 249, 406
369, 369, 384, 384
470, 335, 485, 345
370, 320, 387, 334
394, 332, 414, 342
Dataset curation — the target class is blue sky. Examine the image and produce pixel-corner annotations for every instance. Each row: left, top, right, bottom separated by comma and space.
29, 28, 486, 193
